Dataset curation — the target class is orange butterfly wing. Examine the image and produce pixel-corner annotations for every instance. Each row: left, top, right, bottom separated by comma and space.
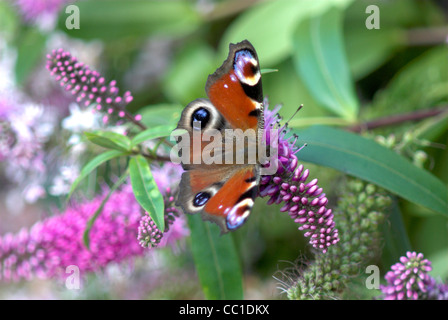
175, 40, 264, 233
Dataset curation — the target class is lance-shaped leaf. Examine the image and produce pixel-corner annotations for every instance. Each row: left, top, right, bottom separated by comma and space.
83, 170, 129, 249
292, 6, 359, 121
381, 200, 413, 270
187, 215, 243, 300
68, 150, 126, 200
85, 130, 132, 152
294, 125, 448, 216
129, 155, 165, 231
131, 124, 176, 147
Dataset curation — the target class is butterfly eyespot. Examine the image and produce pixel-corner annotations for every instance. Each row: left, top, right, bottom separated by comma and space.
234, 49, 259, 83
191, 107, 210, 129
226, 204, 250, 230
193, 191, 211, 207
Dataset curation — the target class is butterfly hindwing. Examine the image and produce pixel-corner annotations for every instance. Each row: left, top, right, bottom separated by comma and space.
176, 165, 259, 233
204, 166, 259, 231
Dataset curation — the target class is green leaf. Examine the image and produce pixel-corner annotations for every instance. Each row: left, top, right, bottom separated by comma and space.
131, 125, 176, 147
343, 0, 444, 80
345, 28, 404, 80
139, 103, 183, 128
129, 155, 165, 231
415, 111, 448, 142
381, 200, 412, 269
289, 116, 352, 128
68, 150, 125, 200
85, 130, 131, 152
187, 215, 243, 300
220, 0, 353, 67
0, 1, 19, 42
292, 6, 359, 121
413, 215, 448, 257
262, 60, 330, 120
58, 0, 202, 41
343, 0, 409, 79
369, 47, 448, 117
163, 42, 215, 104
293, 125, 448, 216
83, 170, 129, 249
14, 27, 46, 85
429, 248, 448, 279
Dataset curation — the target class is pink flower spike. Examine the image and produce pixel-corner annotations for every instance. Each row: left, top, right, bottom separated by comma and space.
259, 100, 339, 253
0, 166, 187, 282
46, 48, 141, 128
379, 251, 443, 300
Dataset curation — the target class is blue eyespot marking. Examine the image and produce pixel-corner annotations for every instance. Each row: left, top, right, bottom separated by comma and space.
191, 107, 210, 129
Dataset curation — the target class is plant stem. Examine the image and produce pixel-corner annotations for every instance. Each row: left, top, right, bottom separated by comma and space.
406, 27, 448, 46
347, 106, 448, 132
139, 151, 171, 163
109, 102, 147, 131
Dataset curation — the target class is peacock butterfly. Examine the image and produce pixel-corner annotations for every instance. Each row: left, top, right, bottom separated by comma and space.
173, 40, 269, 233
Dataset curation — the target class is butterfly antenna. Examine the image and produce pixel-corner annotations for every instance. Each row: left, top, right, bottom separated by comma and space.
284, 104, 303, 126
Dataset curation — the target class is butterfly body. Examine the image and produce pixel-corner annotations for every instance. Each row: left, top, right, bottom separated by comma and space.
175, 40, 264, 233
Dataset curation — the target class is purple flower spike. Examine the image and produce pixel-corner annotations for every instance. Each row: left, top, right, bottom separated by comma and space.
137, 187, 184, 249
0, 184, 144, 282
380, 251, 436, 300
0, 165, 188, 282
138, 163, 189, 249
46, 48, 137, 126
260, 100, 339, 253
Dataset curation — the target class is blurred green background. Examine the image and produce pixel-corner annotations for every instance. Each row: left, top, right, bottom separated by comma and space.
0, 0, 447, 299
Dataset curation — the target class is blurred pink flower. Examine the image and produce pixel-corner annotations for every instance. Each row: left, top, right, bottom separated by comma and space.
0, 96, 18, 161
0, 93, 55, 205
0, 165, 188, 282
15, 0, 74, 22
0, 184, 142, 281
0, 96, 14, 120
